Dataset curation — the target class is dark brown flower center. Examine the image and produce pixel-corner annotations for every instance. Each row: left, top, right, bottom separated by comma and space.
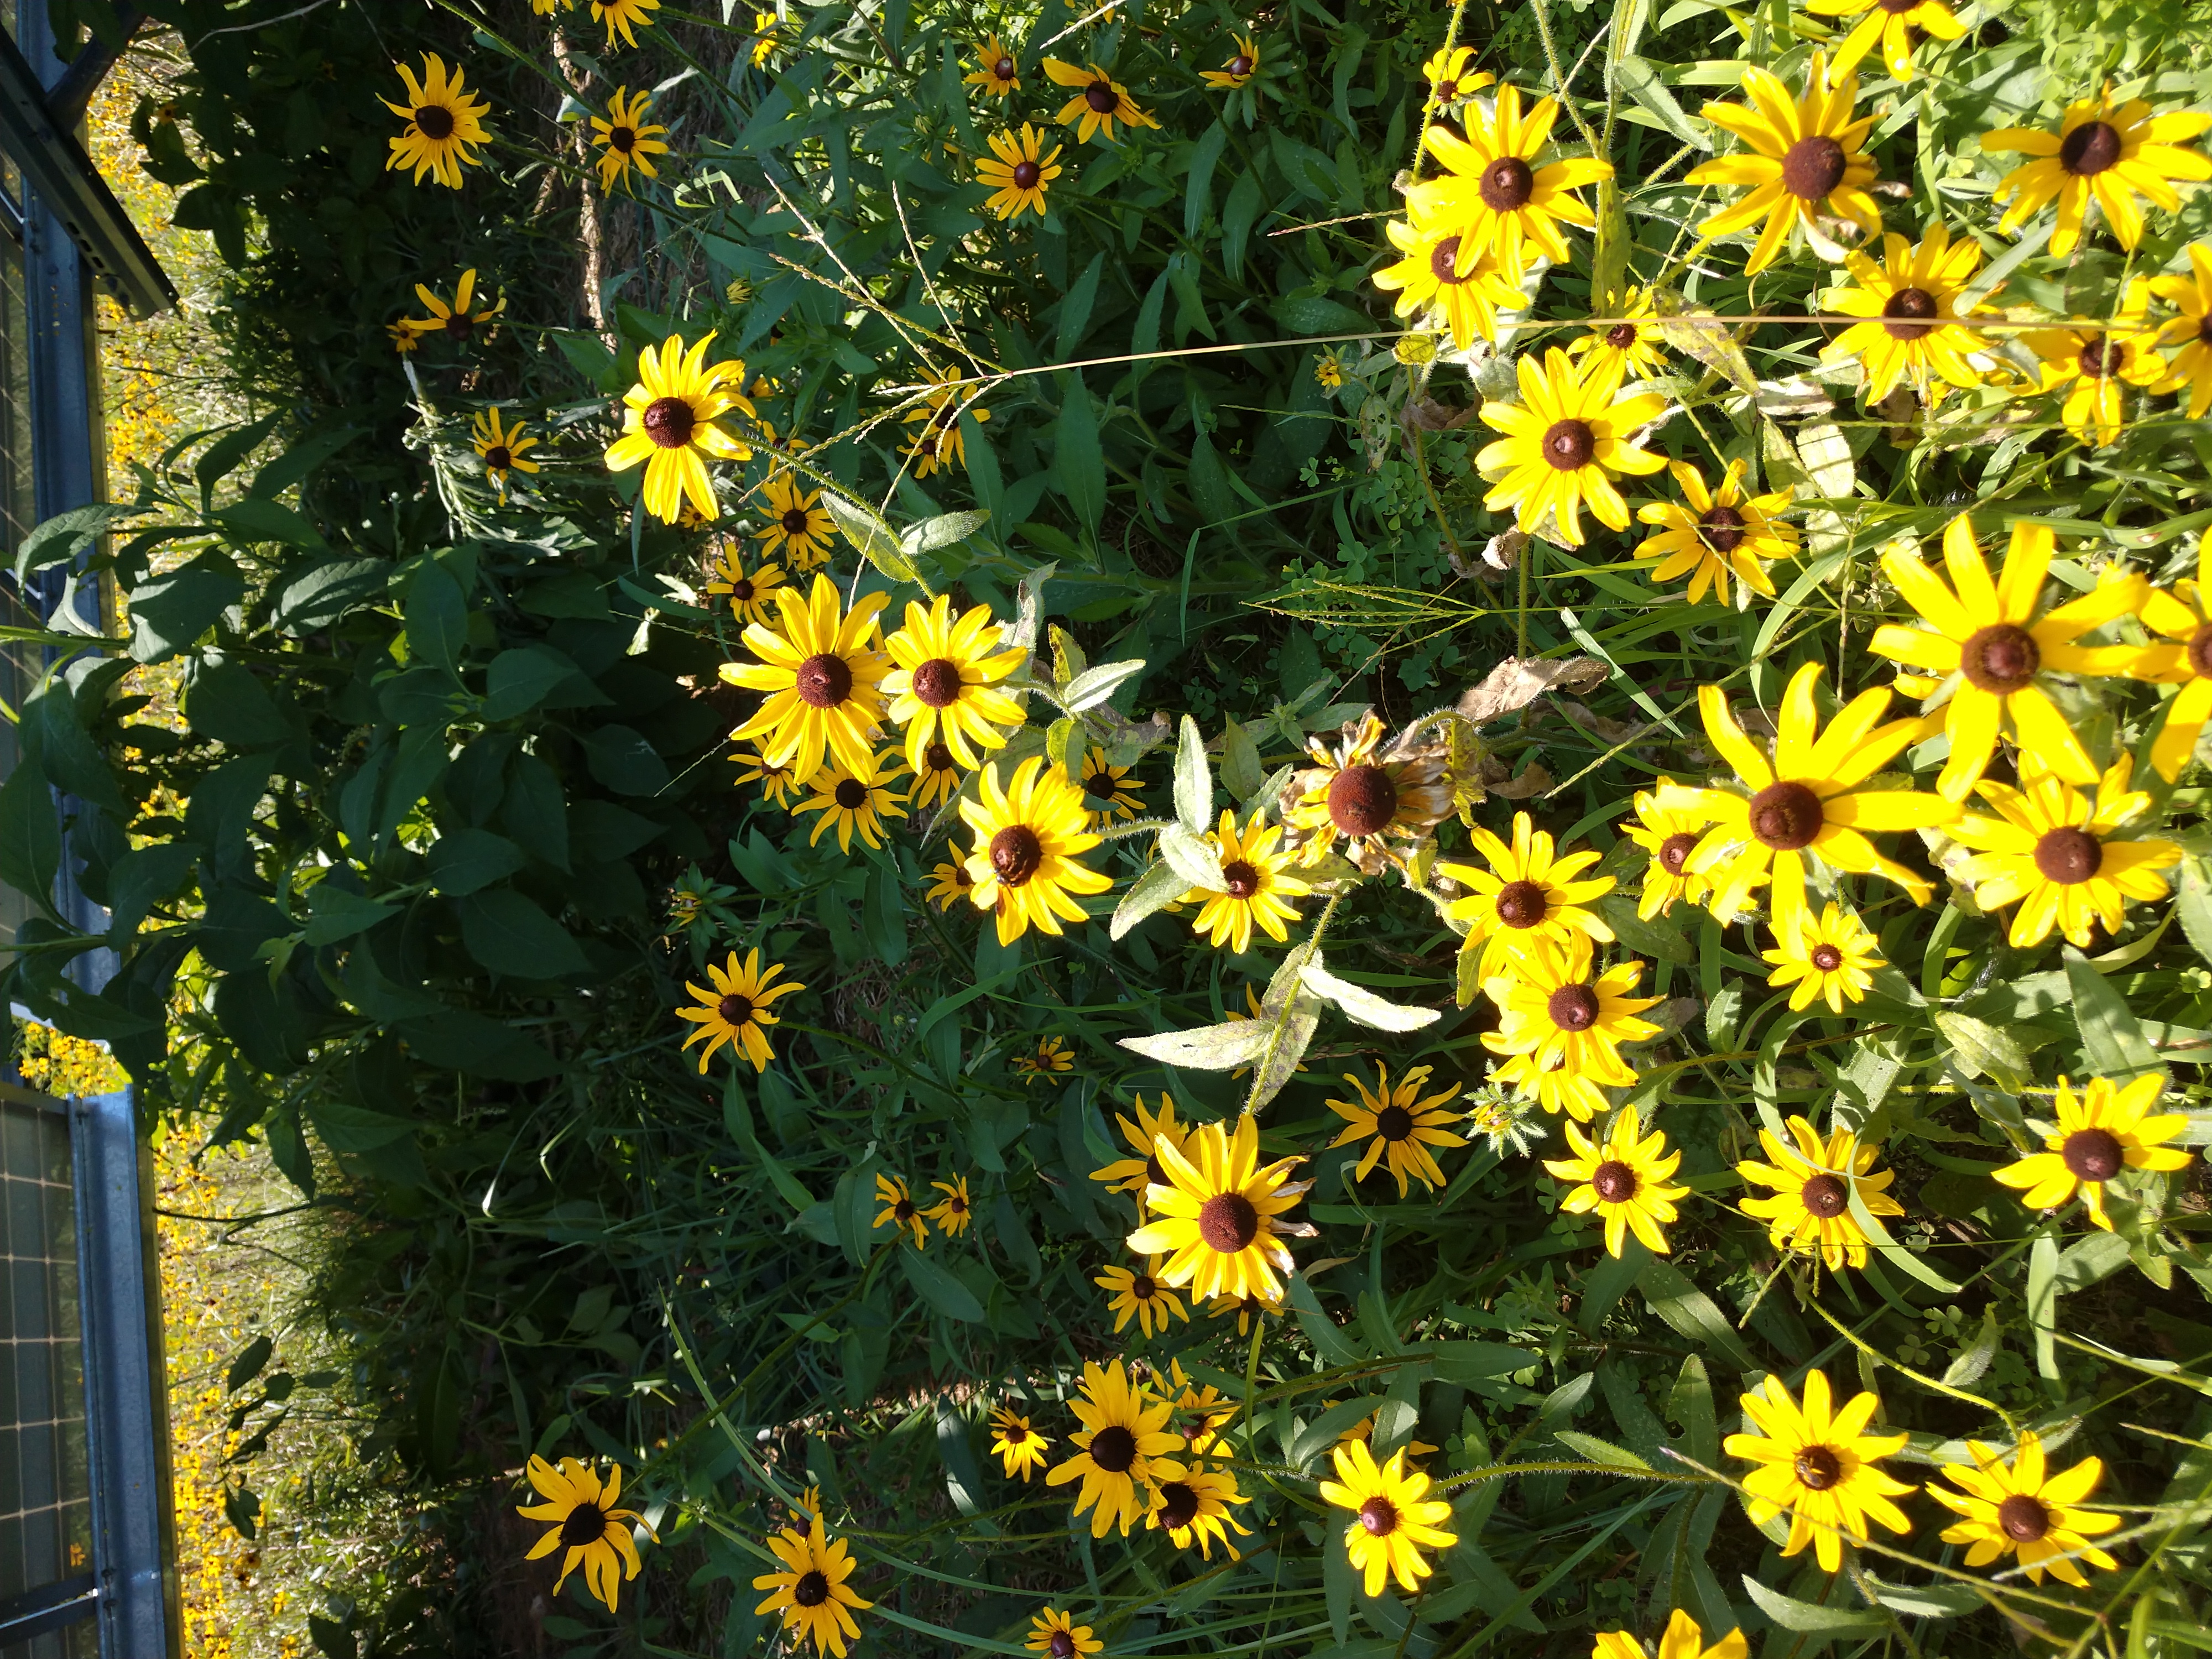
1548, 983, 1600, 1031
1131, 1275, 1157, 1300
1811, 943, 1844, 972
895, 1198, 915, 1220
1359, 1496, 1399, 1535
446, 314, 476, 341
1801, 1172, 1850, 1218
1882, 286, 1940, 341
414, 103, 456, 140
1145, 1152, 1168, 1186
1592, 1159, 1637, 1202
793, 1569, 830, 1606
1429, 233, 1466, 284
560, 1500, 608, 1546
1084, 79, 1118, 113
1048, 1634, 1076, 1659
990, 826, 1045, 886
1012, 159, 1042, 189
2062, 1128, 2124, 1182
609, 125, 636, 153
718, 994, 755, 1027
1198, 1192, 1260, 1252
643, 395, 696, 448
1606, 322, 1639, 348
2199, 315, 2212, 349
1749, 781, 1825, 851
1494, 879, 1548, 927
1658, 832, 1699, 875
1437, 77, 1459, 100
1221, 860, 1261, 899
2059, 119, 2122, 176
1700, 505, 1747, 553
1877, 0, 1917, 15
1960, 623, 2041, 693
1158, 1481, 1201, 1529
1084, 770, 1119, 800
1229, 54, 1254, 77
2033, 826, 2102, 884
911, 658, 964, 707
1328, 765, 1400, 837
1999, 1494, 2051, 1541
485, 445, 512, 469
1780, 135, 1848, 200
2078, 340, 2125, 379
1376, 1105, 1415, 1141
995, 55, 1016, 80
729, 578, 755, 602
1794, 1445, 1844, 1490
925, 742, 956, 772
1480, 156, 1535, 210
794, 653, 853, 708
781, 507, 811, 534
834, 778, 868, 810
1089, 1425, 1138, 1472
1543, 419, 1596, 470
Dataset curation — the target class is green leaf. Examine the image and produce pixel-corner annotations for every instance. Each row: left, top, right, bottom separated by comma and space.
185, 660, 294, 752
225, 1333, 273, 1392
1157, 821, 1226, 890
25, 678, 127, 815
194, 410, 287, 504
1118, 1019, 1271, 1070
899, 1245, 985, 1322
1740, 1577, 1884, 1632
1553, 1430, 1651, 1470
301, 885, 396, 946
456, 889, 591, 978
1112, 857, 1190, 940
1053, 372, 1104, 532
1174, 713, 1212, 832
1061, 658, 1145, 713
305, 1098, 416, 1154
1184, 122, 1228, 235
2177, 857, 2212, 967
267, 557, 386, 635
1942, 1306, 1999, 1387
128, 547, 246, 662
211, 497, 325, 549
1860, 1578, 1984, 1619
1221, 719, 1263, 801
2065, 947, 2163, 1081
820, 492, 919, 585
1300, 957, 1441, 1032
1222, 169, 1264, 283
1615, 55, 1709, 149
1636, 1259, 1759, 1372
248, 427, 360, 499
106, 842, 197, 940
581, 725, 672, 796
1057, 251, 1106, 358
404, 560, 468, 676
14, 502, 139, 585
426, 828, 526, 896
483, 645, 607, 722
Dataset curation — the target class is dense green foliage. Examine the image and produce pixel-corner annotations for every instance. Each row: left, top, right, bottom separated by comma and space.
7, 0, 2212, 1655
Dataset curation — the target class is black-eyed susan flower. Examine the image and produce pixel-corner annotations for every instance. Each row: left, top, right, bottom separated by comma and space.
1819, 225, 1997, 404
1544, 1107, 1688, 1256
976, 123, 1064, 221
1078, 747, 1144, 825
2094, 542, 2212, 779
471, 409, 539, 499
1622, 781, 1718, 920
873, 1174, 928, 1247
925, 854, 976, 911
1127, 1115, 1311, 1302
1327, 1064, 1467, 1196
723, 574, 893, 784
1315, 349, 1346, 389
991, 1407, 1052, 1480
1207, 1288, 1281, 1335
883, 595, 1027, 775
1011, 1034, 1075, 1082
1440, 810, 1616, 977
795, 752, 908, 852
925, 1175, 973, 1237
1184, 810, 1312, 954
1594, 1610, 1748, 1659
748, 9, 782, 68
1483, 935, 1661, 1121
1044, 59, 1159, 144
1667, 660, 1958, 930
1737, 1115, 1905, 1270
966, 34, 1021, 97
2154, 243, 2212, 419
1952, 756, 2179, 948
751, 1517, 870, 1657
1567, 287, 1669, 382
1318, 1440, 1457, 1597
407, 268, 506, 344
388, 319, 426, 354
901, 364, 989, 478
1026, 1608, 1101, 1658
1146, 1460, 1251, 1558
732, 749, 800, 806
910, 742, 962, 811
1635, 458, 1798, 606
591, 86, 669, 191
959, 758, 1113, 944
1726, 1369, 1914, 1572
677, 950, 802, 1073
1166, 1358, 1238, 1451
1475, 349, 1667, 547
1371, 218, 1525, 351
1867, 515, 2145, 800
1985, 91, 2210, 257
606, 332, 757, 523
1337, 1412, 1438, 1465
1285, 713, 1453, 872
705, 544, 786, 628
1931, 1432, 2121, 1585
1201, 35, 1261, 90
1994, 1073, 2189, 1229
2023, 279, 2168, 446
592, 0, 660, 49
1092, 1094, 1191, 1200
1762, 902, 1883, 1012
1404, 84, 1611, 281
1688, 55, 1879, 274
1045, 1358, 1181, 1537
384, 54, 492, 188
1420, 45, 1491, 107
751, 473, 837, 570
1806, 0, 1963, 82
518, 1455, 655, 1610
1095, 1255, 1187, 1337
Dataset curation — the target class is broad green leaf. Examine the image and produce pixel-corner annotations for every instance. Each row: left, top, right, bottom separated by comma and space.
211, 496, 325, 549
2065, 947, 2163, 1081
426, 828, 526, 896
1061, 658, 1146, 712
1220, 718, 1263, 802
1554, 1430, 1651, 1470
1117, 1019, 1271, 1070
1156, 822, 1226, 890
483, 646, 607, 722
1942, 1306, 1999, 1387
821, 493, 919, 584
1637, 1259, 1759, 1372
13, 502, 139, 585
127, 547, 245, 661
1183, 123, 1228, 236
1740, 1577, 1884, 1632
1615, 55, 1709, 148
899, 1245, 986, 1322
1299, 958, 1441, 1032
456, 889, 590, 979
403, 560, 468, 676
1174, 713, 1212, 832
1110, 858, 1190, 940
1053, 372, 1104, 532
1056, 251, 1105, 357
